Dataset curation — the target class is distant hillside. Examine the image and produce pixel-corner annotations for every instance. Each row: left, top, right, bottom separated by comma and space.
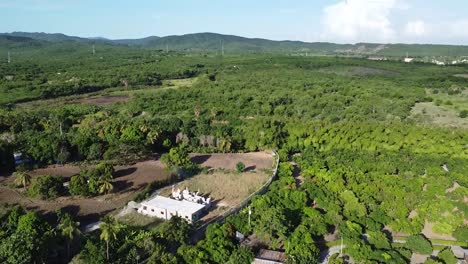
0, 35, 45, 50
134, 32, 351, 54
1, 32, 468, 56
113, 36, 161, 46
0, 32, 113, 44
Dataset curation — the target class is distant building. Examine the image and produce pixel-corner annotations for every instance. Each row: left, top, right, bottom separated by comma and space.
368, 56, 386, 61
432, 59, 445, 66
253, 249, 286, 264
138, 196, 207, 223
404, 57, 414, 63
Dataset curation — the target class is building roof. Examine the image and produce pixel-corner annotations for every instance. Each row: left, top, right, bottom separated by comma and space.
141, 196, 206, 215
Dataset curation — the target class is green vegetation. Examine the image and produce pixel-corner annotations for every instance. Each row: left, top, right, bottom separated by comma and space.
236, 161, 245, 173
405, 235, 433, 255
28, 175, 64, 200
0, 38, 467, 263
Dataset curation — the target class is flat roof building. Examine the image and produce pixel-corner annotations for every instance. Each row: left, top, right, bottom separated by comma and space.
138, 196, 207, 223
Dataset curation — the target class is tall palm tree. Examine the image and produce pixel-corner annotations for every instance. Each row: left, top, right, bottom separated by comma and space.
58, 214, 81, 260
99, 178, 114, 194
100, 216, 122, 261
13, 171, 31, 188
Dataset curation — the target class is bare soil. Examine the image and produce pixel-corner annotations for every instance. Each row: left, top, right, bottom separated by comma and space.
0, 152, 273, 225
69, 95, 129, 106
0, 159, 168, 224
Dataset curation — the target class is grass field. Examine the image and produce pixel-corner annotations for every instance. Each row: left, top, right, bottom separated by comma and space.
410, 102, 468, 128
15, 77, 198, 109
161, 170, 270, 207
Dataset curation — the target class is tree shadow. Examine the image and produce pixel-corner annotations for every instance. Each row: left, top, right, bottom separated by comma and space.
113, 167, 137, 178
113, 179, 134, 193
77, 209, 114, 226
245, 165, 256, 172
190, 155, 212, 165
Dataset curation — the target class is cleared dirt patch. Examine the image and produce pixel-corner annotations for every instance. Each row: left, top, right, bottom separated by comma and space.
454, 74, 468, 79
0, 152, 273, 225
189, 152, 274, 171
69, 95, 129, 106
161, 170, 269, 206
410, 102, 468, 128
0, 159, 169, 224
422, 221, 456, 241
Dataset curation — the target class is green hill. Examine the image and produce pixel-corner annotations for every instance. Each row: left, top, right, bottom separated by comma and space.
2, 32, 468, 56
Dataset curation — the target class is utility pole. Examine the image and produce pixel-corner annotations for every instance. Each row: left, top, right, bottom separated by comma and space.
221, 40, 224, 56
166, 44, 169, 53
7, 51, 10, 64
92, 44, 95, 55
248, 206, 252, 226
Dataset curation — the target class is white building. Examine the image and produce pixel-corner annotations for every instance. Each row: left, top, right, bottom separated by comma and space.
138, 196, 207, 223
404, 57, 414, 63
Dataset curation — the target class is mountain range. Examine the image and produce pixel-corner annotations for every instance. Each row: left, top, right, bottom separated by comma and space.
1, 31, 468, 57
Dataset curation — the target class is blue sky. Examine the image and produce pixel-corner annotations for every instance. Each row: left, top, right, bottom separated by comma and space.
1, 0, 468, 44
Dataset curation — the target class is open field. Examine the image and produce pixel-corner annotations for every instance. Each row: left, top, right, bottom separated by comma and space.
410, 102, 468, 128
0, 152, 273, 224
318, 66, 399, 77
454, 73, 468, 78
15, 77, 197, 109
160, 170, 269, 206
0, 159, 169, 223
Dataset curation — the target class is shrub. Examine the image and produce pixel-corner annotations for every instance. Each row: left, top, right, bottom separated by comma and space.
69, 174, 90, 196
236, 162, 245, 173
459, 110, 468, 118
437, 247, 457, 264
28, 175, 64, 200
452, 226, 468, 242
406, 235, 433, 254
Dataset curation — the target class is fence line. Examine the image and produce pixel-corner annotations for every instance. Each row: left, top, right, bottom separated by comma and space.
194, 150, 280, 236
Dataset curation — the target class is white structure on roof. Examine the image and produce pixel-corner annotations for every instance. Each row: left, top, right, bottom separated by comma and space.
137, 196, 207, 223
172, 186, 211, 205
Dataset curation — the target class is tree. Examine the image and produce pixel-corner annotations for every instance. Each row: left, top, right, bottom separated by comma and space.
236, 162, 246, 173
460, 110, 468, 118
228, 246, 254, 264
28, 175, 64, 200
437, 247, 457, 264
13, 171, 31, 188
452, 226, 468, 242
98, 177, 114, 194
58, 213, 81, 260
99, 215, 122, 261
406, 235, 432, 254
69, 174, 90, 196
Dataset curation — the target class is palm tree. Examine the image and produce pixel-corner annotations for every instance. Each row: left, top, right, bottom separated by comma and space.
100, 216, 122, 261
58, 214, 81, 260
13, 171, 31, 188
99, 178, 114, 194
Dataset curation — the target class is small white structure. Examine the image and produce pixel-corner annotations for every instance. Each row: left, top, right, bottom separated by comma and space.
138, 196, 206, 223
13, 153, 23, 165
172, 186, 211, 205
404, 57, 414, 63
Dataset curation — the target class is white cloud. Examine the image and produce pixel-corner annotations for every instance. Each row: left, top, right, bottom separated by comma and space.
404, 20, 427, 36
321, 0, 398, 43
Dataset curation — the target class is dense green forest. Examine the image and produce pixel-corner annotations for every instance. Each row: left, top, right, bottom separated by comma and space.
0, 37, 467, 264
3, 32, 468, 56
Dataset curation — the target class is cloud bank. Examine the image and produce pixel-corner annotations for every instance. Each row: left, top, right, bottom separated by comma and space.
320, 0, 468, 44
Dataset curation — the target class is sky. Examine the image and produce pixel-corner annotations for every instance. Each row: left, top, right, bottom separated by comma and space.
1, 0, 468, 44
